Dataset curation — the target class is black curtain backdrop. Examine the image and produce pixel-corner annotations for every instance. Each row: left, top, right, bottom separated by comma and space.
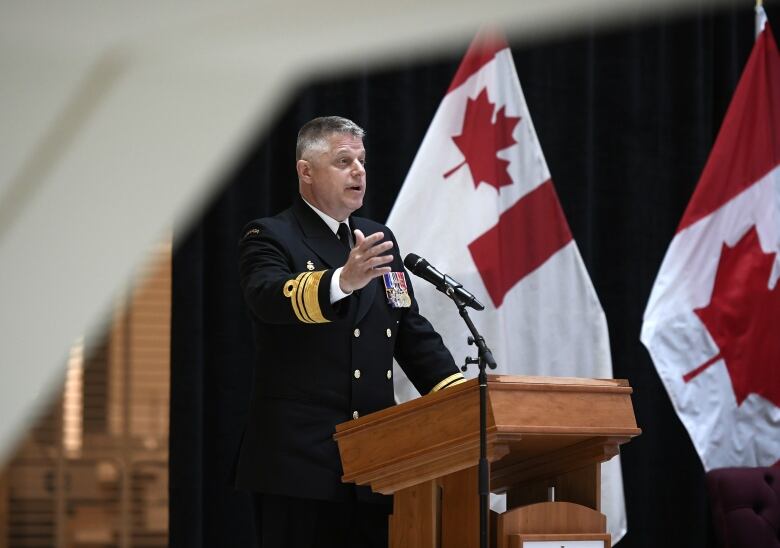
170, 5, 777, 547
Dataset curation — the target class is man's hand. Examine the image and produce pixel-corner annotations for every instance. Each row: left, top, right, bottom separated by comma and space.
339, 230, 394, 293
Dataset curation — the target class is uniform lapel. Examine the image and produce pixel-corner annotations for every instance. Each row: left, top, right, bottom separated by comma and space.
292, 198, 349, 268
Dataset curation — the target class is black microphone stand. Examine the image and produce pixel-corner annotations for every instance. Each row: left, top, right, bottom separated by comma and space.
443, 282, 496, 548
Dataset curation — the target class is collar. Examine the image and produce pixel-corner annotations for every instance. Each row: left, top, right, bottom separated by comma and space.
301, 197, 348, 236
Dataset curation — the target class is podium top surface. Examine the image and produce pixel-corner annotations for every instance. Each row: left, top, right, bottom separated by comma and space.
335, 374, 633, 436
487, 375, 629, 387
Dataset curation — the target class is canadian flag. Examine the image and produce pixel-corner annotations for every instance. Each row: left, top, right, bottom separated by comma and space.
387, 31, 627, 542
641, 11, 780, 471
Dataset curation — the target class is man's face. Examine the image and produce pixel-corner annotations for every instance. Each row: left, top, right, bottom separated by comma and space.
299, 133, 366, 221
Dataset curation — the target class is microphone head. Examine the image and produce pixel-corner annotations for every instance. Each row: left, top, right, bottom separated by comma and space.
403, 253, 425, 272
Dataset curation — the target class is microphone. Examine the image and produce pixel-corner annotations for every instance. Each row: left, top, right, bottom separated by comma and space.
403, 253, 485, 311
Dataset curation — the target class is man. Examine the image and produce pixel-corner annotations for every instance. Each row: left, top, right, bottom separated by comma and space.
235, 116, 465, 547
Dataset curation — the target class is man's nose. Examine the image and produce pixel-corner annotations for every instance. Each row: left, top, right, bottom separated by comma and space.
352, 160, 365, 175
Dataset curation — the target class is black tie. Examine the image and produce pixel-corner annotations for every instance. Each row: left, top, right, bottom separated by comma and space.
337, 223, 352, 252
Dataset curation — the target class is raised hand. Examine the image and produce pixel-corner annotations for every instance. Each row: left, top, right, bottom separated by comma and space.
339, 230, 394, 293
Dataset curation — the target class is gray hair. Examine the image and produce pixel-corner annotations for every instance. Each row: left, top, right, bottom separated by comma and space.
296, 116, 366, 161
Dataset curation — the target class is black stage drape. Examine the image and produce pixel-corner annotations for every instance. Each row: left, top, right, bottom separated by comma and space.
170, 5, 776, 547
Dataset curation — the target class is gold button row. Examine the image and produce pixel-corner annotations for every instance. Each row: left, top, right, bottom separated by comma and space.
352, 328, 393, 338
353, 369, 393, 380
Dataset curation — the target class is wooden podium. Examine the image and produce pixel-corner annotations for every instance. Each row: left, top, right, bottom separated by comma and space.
334, 375, 641, 548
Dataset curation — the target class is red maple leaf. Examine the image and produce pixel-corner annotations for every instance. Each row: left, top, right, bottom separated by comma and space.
683, 226, 780, 407
444, 88, 521, 190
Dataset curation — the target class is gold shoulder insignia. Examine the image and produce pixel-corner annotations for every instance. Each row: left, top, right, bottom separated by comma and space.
242, 227, 261, 240
283, 270, 330, 324
306, 260, 315, 271
430, 372, 467, 393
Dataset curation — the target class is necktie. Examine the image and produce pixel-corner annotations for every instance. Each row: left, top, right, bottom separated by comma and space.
337, 223, 352, 252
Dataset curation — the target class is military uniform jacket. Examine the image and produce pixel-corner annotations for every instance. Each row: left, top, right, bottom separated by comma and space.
235, 198, 464, 503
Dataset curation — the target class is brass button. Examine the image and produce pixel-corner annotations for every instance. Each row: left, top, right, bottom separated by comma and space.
386, 328, 392, 338
352, 410, 359, 420
386, 369, 392, 379
354, 369, 361, 379
353, 328, 361, 337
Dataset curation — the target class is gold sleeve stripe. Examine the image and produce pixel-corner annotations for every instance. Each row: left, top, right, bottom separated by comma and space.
284, 274, 307, 323
302, 270, 328, 323
430, 372, 466, 393
296, 272, 314, 323
283, 270, 330, 324
444, 378, 467, 389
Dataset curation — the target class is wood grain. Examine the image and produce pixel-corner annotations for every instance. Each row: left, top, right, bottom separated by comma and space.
335, 375, 639, 546
390, 480, 439, 548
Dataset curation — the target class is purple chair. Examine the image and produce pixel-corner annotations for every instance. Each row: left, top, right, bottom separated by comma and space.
707, 464, 780, 547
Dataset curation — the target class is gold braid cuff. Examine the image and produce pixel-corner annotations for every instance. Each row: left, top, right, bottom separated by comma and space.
283, 271, 330, 324
430, 372, 466, 393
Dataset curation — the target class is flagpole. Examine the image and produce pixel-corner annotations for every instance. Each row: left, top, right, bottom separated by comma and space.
454, 293, 496, 548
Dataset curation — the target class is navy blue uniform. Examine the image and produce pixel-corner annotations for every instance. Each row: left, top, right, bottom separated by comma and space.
235, 197, 464, 504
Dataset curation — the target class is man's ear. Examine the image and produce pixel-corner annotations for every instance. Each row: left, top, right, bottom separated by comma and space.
296, 159, 311, 185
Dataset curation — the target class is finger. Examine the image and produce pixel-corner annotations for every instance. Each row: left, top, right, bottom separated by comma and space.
366, 254, 394, 269
353, 229, 366, 246
356, 231, 385, 249
368, 266, 392, 279
352, 247, 392, 271
362, 241, 394, 259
